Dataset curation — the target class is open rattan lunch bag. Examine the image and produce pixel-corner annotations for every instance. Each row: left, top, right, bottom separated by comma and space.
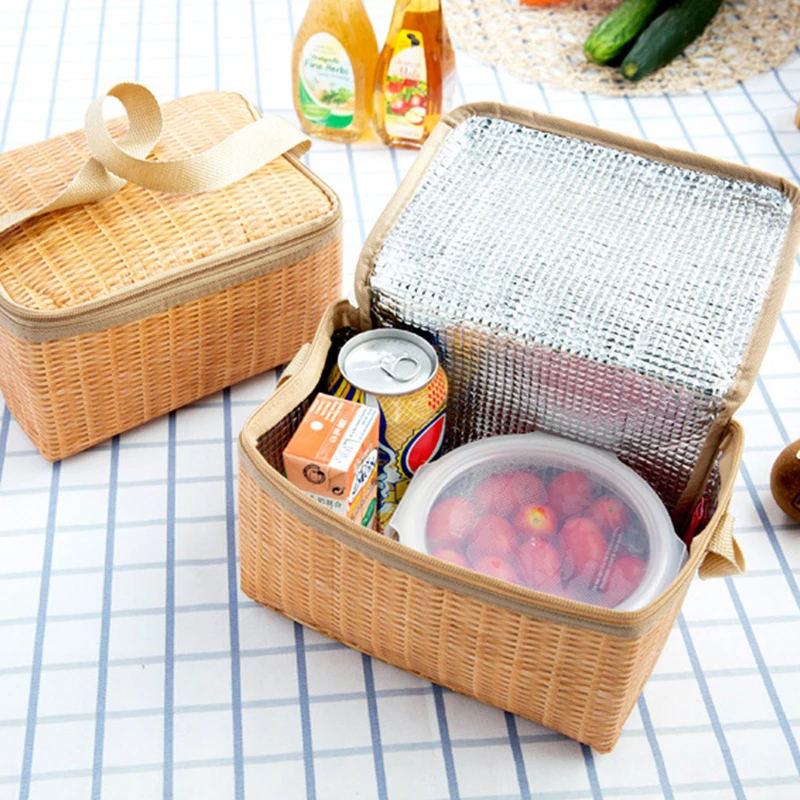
238, 103, 800, 752
0, 83, 342, 461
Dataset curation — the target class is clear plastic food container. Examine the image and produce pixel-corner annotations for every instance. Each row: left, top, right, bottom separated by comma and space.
388, 433, 687, 611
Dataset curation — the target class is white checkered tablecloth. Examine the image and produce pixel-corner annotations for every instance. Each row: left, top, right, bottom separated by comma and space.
1, 1, 799, 798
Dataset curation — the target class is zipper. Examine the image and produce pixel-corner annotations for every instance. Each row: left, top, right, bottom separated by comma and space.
0, 209, 341, 331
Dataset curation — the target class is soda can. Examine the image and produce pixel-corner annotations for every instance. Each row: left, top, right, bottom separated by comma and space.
328, 329, 448, 532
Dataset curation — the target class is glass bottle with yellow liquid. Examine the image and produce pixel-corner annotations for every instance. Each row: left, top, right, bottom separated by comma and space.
291, 0, 378, 143
374, 0, 456, 148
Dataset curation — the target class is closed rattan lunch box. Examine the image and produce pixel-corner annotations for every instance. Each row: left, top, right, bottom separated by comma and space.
237, 104, 800, 752
0, 83, 342, 461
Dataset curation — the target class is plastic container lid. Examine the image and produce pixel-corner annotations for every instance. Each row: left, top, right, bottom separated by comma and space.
388, 432, 686, 611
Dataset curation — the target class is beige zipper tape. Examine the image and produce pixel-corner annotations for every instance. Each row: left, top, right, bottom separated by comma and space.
239, 299, 747, 641
0, 84, 343, 342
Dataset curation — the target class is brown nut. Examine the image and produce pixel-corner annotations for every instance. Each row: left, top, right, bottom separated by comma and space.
770, 439, 800, 522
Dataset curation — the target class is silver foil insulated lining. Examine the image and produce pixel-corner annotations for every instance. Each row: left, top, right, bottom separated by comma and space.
368, 115, 793, 519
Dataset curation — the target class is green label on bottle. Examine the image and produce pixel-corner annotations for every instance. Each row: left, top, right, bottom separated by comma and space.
299, 33, 355, 129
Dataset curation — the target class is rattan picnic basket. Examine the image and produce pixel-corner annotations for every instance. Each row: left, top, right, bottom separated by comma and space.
0, 83, 342, 461
238, 104, 800, 752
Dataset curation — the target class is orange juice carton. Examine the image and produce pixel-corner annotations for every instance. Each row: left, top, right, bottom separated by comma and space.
283, 393, 379, 528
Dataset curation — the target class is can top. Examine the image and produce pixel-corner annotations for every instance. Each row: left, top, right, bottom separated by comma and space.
338, 329, 439, 396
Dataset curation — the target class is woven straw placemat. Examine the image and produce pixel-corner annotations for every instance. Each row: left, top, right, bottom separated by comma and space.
444, 0, 799, 96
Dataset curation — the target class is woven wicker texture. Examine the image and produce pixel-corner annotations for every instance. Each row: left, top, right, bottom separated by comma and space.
443, 0, 800, 96
0, 92, 333, 310
0, 239, 341, 461
242, 413, 696, 752
0, 90, 342, 460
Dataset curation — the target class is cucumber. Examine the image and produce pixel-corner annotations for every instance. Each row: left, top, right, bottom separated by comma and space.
620, 0, 723, 81
584, 0, 670, 66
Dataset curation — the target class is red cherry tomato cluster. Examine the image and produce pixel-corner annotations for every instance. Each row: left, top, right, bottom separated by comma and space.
425, 468, 648, 608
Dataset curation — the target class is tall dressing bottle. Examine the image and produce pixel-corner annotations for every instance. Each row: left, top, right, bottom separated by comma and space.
374, 0, 456, 148
291, 0, 379, 143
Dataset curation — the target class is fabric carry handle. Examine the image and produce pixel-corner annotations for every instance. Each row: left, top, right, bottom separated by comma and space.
0, 82, 311, 236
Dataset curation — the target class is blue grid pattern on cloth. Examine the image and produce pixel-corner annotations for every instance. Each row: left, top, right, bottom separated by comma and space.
0, 1, 799, 798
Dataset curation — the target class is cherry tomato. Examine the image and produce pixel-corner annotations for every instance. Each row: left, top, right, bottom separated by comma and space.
547, 470, 593, 520
516, 538, 561, 591
560, 517, 608, 584
474, 470, 546, 517
471, 555, 521, 585
514, 504, 559, 540
466, 515, 518, 563
588, 496, 629, 536
426, 497, 476, 552
602, 556, 647, 607
473, 475, 510, 516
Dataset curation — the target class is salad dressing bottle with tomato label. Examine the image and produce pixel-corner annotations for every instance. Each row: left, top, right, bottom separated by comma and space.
291, 0, 378, 143
374, 0, 456, 148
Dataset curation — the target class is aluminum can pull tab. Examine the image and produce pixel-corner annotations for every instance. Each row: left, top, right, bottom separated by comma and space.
379, 352, 421, 383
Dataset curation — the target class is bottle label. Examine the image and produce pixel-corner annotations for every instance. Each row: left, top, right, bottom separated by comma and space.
384, 29, 427, 141
299, 33, 355, 129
